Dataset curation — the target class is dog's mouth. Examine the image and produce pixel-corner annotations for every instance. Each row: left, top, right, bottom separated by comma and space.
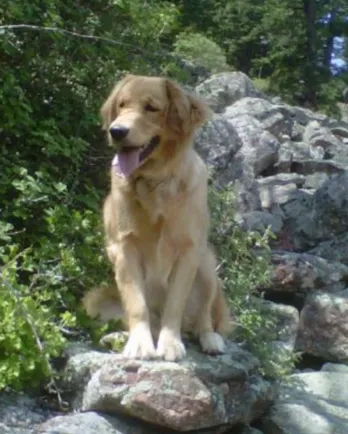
112, 135, 161, 177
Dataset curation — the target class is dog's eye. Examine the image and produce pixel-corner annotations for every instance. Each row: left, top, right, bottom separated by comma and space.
144, 103, 159, 112
119, 101, 125, 108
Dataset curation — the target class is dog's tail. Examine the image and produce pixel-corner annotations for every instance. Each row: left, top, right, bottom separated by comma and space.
82, 284, 124, 322
213, 279, 233, 336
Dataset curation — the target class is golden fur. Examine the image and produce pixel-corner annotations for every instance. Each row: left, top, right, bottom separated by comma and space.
83, 75, 231, 361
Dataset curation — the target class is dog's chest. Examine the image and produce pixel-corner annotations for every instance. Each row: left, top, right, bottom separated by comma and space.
141, 219, 187, 287
131, 177, 191, 289
135, 176, 186, 222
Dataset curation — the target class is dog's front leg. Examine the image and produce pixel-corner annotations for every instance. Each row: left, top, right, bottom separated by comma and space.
157, 248, 199, 361
114, 241, 156, 359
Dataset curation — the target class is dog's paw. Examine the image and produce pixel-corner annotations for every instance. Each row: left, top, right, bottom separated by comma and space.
156, 329, 186, 361
200, 332, 225, 355
123, 323, 156, 359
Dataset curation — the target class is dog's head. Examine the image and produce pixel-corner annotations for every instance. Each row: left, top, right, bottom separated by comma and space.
101, 75, 211, 177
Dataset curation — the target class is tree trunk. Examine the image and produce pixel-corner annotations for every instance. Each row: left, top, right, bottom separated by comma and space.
303, 0, 317, 107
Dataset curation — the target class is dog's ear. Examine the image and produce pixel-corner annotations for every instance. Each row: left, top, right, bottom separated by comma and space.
187, 92, 213, 129
165, 79, 212, 137
100, 74, 135, 130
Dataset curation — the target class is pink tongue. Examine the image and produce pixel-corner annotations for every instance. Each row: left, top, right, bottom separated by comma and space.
112, 149, 141, 177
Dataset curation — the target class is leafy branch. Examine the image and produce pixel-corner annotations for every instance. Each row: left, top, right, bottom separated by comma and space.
0, 24, 178, 60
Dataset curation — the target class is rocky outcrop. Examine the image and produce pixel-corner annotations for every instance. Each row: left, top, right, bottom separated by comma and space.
4, 340, 270, 434
269, 251, 348, 295
62, 341, 273, 432
39, 412, 173, 434
193, 72, 348, 434
296, 290, 348, 361
0, 392, 59, 434
262, 370, 348, 434
196, 72, 264, 113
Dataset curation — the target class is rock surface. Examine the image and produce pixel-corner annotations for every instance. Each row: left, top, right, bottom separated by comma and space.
38, 411, 172, 434
224, 97, 290, 139
269, 251, 348, 294
0, 392, 58, 434
194, 72, 348, 434
196, 72, 263, 113
256, 300, 299, 352
296, 290, 348, 361
262, 372, 348, 434
321, 362, 348, 373
64, 342, 274, 432
309, 233, 348, 265
227, 115, 279, 176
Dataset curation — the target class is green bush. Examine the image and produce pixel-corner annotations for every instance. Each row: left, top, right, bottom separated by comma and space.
209, 184, 298, 378
173, 32, 230, 74
252, 77, 271, 94
316, 76, 347, 117
0, 187, 109, 390
0, 0, 181, 391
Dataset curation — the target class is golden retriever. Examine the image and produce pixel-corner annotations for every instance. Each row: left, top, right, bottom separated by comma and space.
83, 75, 231, 361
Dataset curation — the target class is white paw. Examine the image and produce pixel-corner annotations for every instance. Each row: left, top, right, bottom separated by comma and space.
156, 329, 186, 361
122, 323, 156, 359
200, 332, 225, 354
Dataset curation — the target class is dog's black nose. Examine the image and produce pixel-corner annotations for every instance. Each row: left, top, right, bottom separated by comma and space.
109, 125, 129, 141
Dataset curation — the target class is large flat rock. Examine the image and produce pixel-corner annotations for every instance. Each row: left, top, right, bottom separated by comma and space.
62, 342, 274, 432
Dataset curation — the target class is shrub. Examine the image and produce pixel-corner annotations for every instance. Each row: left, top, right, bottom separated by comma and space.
0, 0, 180, 391
209, 184, 298, 378
173, 32, 230, 74
253, 77, 271, 94
0, 187, 110, 390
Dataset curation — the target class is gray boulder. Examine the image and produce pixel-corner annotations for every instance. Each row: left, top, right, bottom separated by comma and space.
194, 114, 242, 180
239, 211, 283, 235
303, 120, 342, 158
0, 392, 57, 434
196, 72, 263, 113
256, 174, 305, 209
303, 172, 329, 190
274, 140, 310, 173
262, 372, 348, 434
290, 121, 305, 141
281, 172, 348, 250
224, 97, 290, 139
289, 159, 345, 176
296, 290, 348, 361
228, 115, 279, 176
38, 411, 169, 434
311, 172, 348, 239
269, 252, 348, 294
309, 233, 348, 265
39, 412, 124, 434
330, 125, 348, 139
277, 104, 328, 126
62, 342, 274, 432
39, 412, 266, 434
194, 114, 261, 212
321, 363, 348, 373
